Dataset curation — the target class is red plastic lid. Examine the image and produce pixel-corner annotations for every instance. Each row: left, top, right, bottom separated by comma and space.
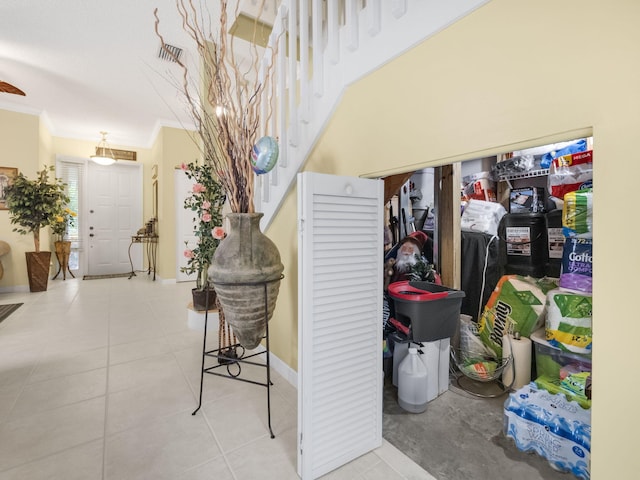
388, 281, 449, 301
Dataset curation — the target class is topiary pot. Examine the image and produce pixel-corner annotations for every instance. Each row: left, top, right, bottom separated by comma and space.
191, 287, 217, 312
25, 251, 51, 292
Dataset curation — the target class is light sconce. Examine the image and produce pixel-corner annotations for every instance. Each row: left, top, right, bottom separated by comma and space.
90, 131, 116, 166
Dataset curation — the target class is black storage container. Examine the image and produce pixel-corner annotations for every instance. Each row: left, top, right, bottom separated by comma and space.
545, 209, 564, 278
501, 213, 548, 278
388, 281, 465, 342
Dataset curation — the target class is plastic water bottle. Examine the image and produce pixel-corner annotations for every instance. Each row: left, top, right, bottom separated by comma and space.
397, 348, 428, 413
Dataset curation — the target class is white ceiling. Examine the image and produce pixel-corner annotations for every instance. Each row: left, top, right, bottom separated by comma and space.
0, 0, 212, 148
1, 1, 480, 150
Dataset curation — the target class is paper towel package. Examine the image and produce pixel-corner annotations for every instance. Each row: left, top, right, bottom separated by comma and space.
545, 289, 592, 354
504, 383, 591, 479
562, 189, 593, 238
478, 275, 557, 358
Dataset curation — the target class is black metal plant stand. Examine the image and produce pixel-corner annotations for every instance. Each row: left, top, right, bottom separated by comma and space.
191, 276, 284, 439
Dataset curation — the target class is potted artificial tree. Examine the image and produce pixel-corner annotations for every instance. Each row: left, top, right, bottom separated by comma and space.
5, 165, 69, 292
180, 160, 225, 311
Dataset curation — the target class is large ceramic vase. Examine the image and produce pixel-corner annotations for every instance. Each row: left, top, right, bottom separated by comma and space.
209, 213, 284, 349
25, 251, 51, 292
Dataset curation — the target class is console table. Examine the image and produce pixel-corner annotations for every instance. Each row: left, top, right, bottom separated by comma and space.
128, 234, 158, 280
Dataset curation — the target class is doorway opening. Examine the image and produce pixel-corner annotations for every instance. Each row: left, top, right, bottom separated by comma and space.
56, 157, 143, 279
381, 136, 593, 479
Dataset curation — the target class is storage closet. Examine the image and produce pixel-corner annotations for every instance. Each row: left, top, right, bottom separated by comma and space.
382, 136, 593, 480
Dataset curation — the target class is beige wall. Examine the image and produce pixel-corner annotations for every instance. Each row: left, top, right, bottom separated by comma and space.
0, 110, 42, 287
151, 126, 200, 279
265, 0, 639, 477
0, 114, 199, 287
50, 129, 199, 283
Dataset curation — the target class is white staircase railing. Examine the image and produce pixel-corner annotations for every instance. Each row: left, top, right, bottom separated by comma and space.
254, 0, 490, 229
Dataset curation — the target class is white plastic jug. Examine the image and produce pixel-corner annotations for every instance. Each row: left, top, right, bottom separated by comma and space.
397, 347, 429, 413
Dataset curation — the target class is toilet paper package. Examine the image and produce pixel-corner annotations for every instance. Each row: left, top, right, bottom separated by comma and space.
559, 238, 593, 293
545, 289, 592, 354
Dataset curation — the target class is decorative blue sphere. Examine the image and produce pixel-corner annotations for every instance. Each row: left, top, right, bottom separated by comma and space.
251, 136, 279, 175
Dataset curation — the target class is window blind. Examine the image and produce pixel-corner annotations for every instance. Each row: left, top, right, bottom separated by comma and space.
56, 159, 83, 250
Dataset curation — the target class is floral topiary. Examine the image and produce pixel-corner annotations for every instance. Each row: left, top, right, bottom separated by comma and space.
180, 160, 226, 291
5, 166, 69, 252
50, 207, 77, 242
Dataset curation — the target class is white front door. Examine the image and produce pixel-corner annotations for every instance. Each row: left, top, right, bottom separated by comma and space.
297, 172, 384, 479
86, 162, 143, 276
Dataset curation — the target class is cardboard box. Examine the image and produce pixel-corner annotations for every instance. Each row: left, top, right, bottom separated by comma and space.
510, 187, 545, 213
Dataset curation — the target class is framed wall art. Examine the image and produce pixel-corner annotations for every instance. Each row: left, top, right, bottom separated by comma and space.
0, 167, 19, 210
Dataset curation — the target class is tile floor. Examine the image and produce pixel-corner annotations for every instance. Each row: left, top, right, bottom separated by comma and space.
0, 276, 433, 480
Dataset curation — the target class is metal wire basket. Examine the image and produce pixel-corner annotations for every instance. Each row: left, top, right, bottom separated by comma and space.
450, 338, 515, 398
451, 348, 513, 383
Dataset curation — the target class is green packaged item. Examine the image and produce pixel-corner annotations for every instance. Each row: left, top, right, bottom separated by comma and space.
545, 289, 592, 354
478, 275, 555, 357
535, 375, 591, 409
562, 188, 592, 238
531, 329, 592, 408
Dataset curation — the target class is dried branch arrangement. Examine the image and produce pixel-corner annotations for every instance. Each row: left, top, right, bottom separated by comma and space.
154, 0, 275, 213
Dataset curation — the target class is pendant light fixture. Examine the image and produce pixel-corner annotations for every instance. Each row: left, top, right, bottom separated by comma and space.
90, 131, 116, 165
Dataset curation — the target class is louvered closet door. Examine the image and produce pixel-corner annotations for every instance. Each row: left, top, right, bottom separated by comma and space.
297, 172, 383, 479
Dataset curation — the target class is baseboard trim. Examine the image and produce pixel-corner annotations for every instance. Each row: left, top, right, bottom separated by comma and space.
0, 285, 30, 293
254, 344, 298, 389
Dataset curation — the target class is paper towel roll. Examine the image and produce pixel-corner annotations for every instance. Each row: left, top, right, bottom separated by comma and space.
502, 334, 532, 390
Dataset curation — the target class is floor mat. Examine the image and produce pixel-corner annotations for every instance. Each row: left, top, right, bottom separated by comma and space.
82, 273, 130, 280
0, 303, 23, 323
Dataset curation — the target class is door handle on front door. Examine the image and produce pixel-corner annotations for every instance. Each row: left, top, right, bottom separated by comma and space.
89, 233, 94, 237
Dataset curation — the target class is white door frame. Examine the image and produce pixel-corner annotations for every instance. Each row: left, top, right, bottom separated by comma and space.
84, 160, 143, 276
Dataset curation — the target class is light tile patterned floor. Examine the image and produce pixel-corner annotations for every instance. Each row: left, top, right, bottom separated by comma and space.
0, 277, 434, 479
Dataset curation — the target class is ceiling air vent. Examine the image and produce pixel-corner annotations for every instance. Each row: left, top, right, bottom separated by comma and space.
158, 43, 183, 63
